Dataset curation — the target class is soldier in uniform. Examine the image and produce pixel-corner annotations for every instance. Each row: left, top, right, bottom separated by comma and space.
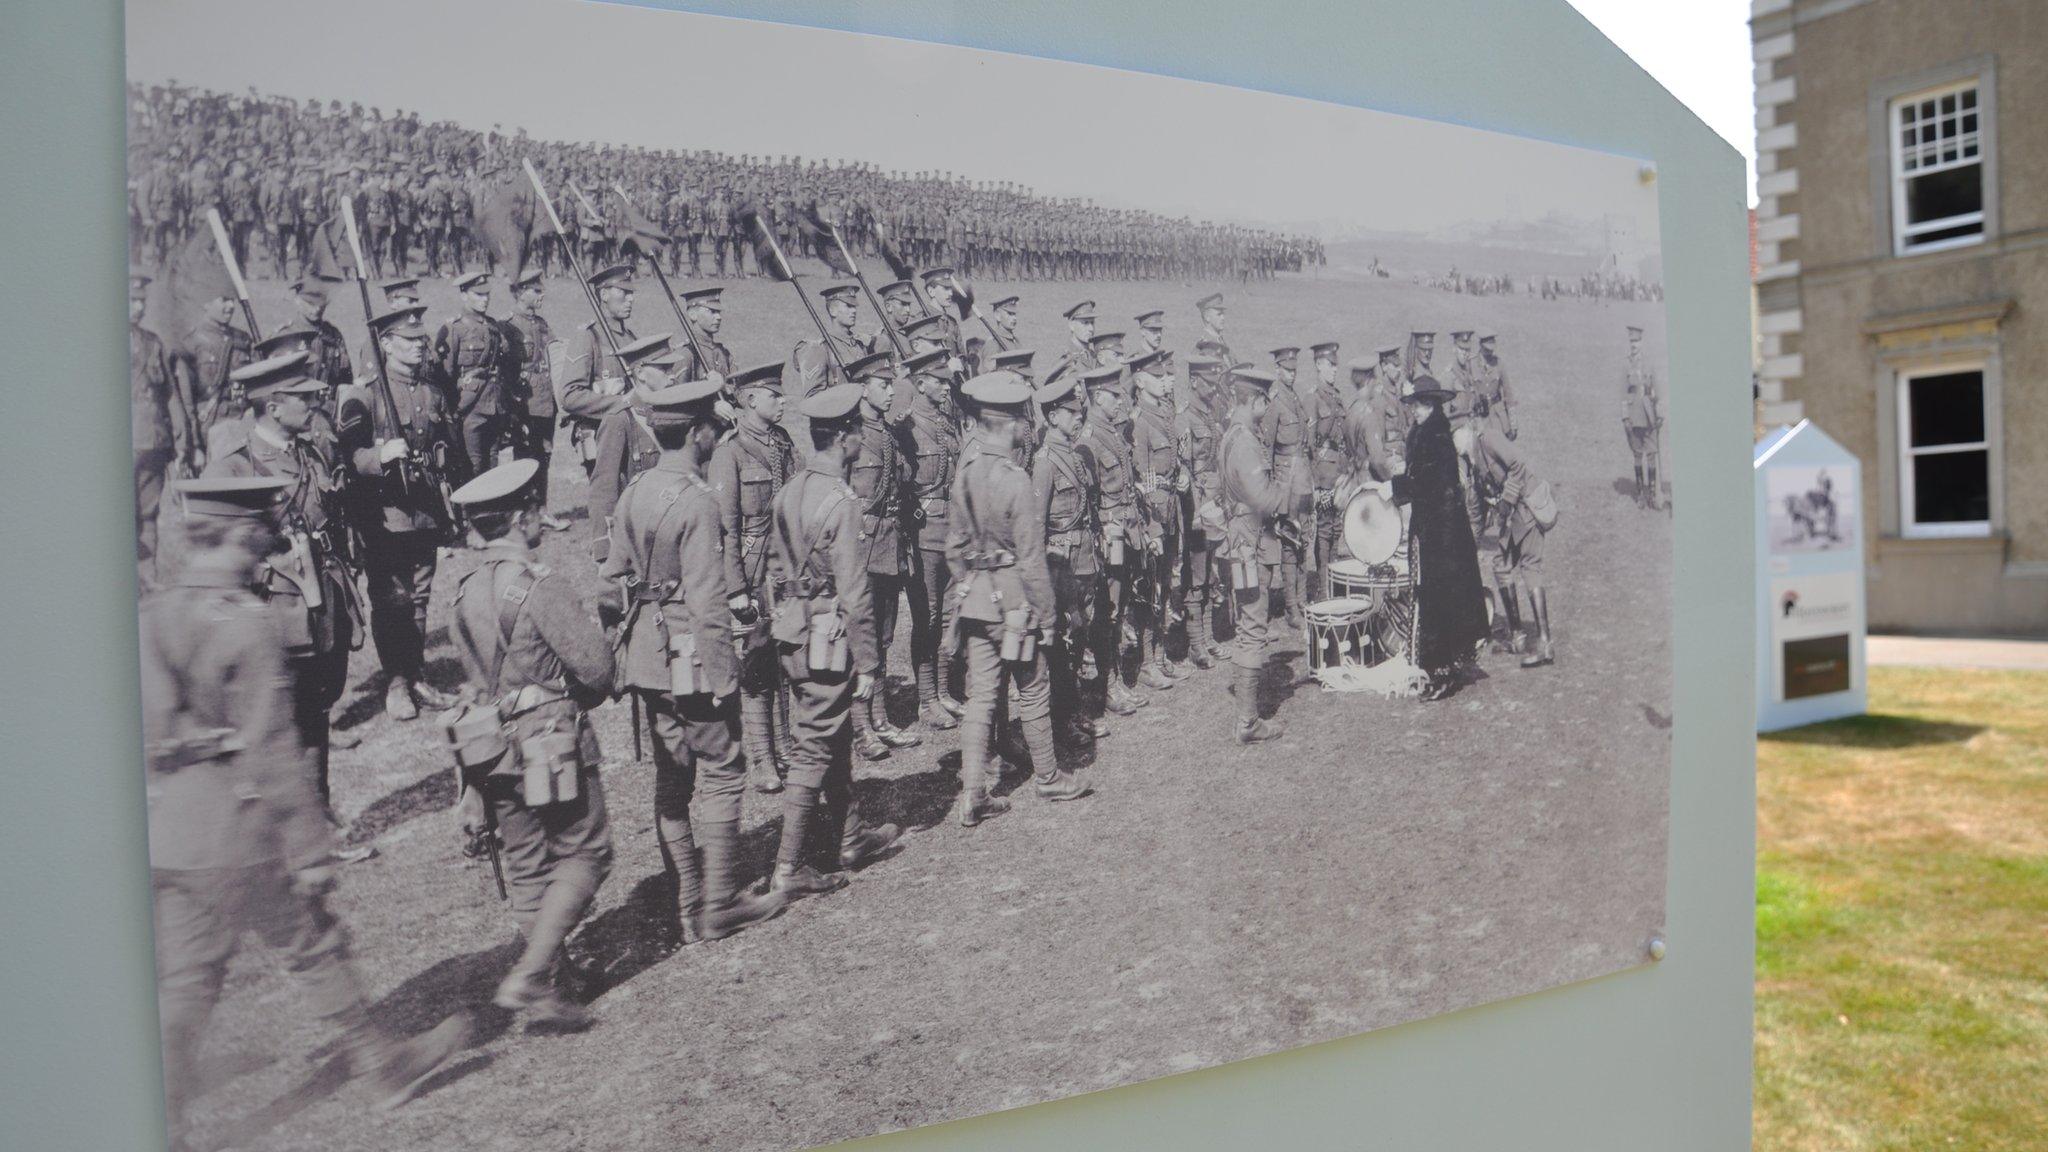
843, 351, 922, 759
671, 285, 735, 386
1341, 355, 1398, 486
1077, 363, 1156, 714
1174, 354, 1229, 670
143, 477, 469, 1151
501, 267, 569, 530
1128, 310, 1166, 359
131, 271, 182, 581
558, 264, 639, 478
437, 270, 509, 487
1195, 292, 1232, 367
204, 354, 363, 839
1260, 346, 1314, 630
1218, 366, 1299, 743
903, 348, 965, 731
1444, 330, 1477, 413
338, 307, 460, 721
1052, 300, 1099, 380
708, 360, 799, 794
918, 268, 965, 351
1033, 368, 1110, 743
1463, 421, 1556, 668
791, 283, 878, 397
1472, 332, 1516, 440
1622, 325, 1662, 510
282, 278, 354, 394
1128, 349, 1189, 685
1307, 341, 1349, 601
586, 335, 677, 560
984, 294, 1022, 353
949, 371, 1091, 826
599, 382, 784, 945
876, 279, 921, 334
174, 288, 254, 470
766, 382, 906, 897
445, 460, 615, 1030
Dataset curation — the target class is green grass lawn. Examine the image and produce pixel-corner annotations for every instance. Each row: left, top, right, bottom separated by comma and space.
1756, 666, 2048, 1152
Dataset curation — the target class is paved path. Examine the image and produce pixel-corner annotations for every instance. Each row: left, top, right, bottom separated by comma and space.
1868, 635, 2048, 671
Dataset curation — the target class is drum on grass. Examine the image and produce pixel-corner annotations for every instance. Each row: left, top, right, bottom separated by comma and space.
1305, 597, 1373, 677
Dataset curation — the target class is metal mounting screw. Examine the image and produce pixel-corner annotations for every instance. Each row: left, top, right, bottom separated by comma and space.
1647, 935, 1667, 962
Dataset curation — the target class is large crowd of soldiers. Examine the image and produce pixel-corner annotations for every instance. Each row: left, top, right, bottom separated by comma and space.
130, 95, 1665, 1152
128, 82, 1322, 289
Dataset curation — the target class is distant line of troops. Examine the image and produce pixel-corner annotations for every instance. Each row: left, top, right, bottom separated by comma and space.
135, 263, 1662, 1144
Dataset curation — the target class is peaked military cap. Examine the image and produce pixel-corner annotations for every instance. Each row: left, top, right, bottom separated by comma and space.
512, 267, 544, 291
1126, 349, 1171, 375
379, 276, 420, 299
800, 381, 864, 423
1229, 365, 1277, 393
1087, 330, 1125, 350
233, 352, 322, 402
290, 277, 331, 300
903, 348, 951, 377
616, 333, 674, 370
1409, 330, 1435, 342
900, 313, 949, 340
1133, 309, 1165, 330
1346, 356, 1378, 374
1377, 342, 1403, 358
1478, 331, 1497, 343
1310, 341, 1340, 360
877, 279, 916, 301
728, 361, 785, 394
961, 370, 1033, 409
992, 349, 1035, 372
843, 350, 894, 382
640, 376, 725, 426
1186, 354, 1224, 374
1194, 339, 1230, 360
453, 271, 491, 293
254, 329, 315, 358
1195, 292, 1225, 312
1062, 300, 1097, 322
177, 475, 290, 521
679, 286, 723, 307
1035, 373, 1082, 411
920, 267, 955, 286
588, 264, 634, 291
1082, 363, 1125, 392
370, 306, 428, 339
1269, 346, 1300, 364
818, 283, 860, 303
1449, 329, 1474, 342
990, 294, 1021, 311
449, 458, 540, 514
1627, 326, 1645, 339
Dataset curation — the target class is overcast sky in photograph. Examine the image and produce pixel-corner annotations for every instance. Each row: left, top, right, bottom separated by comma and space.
129, 0, 1662, 245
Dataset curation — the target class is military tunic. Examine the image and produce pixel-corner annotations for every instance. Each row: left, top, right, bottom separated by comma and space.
436, 309, 508, 477
771, 461, 881, 794
337, 364, 454, 681
587, 404, 662, 558
1219, 420, 1294, 669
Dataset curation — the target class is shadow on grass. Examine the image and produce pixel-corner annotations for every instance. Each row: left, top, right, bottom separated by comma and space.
1763, 712, 1984, 749
344, 765, 456, 848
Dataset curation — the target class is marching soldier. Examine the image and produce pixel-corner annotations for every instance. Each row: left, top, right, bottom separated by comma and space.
1463, 422, 1556, 668
791, 283, 878, 397
903, 348, 964, 731
1078, 363, 1156, 713
844, 351, 922, 759
1307, 341, 1349, 600
587, 335, 678, 559
174, 287, 255, 470
918, 268, 965, 350
338, 306, 460, 722
599, 381, 784, 945
672, 285, 735, 385
437, 270, 510, 486
1218, 366, 1299, 743
131, 271, 182, 581
1174, 354, 1229, 670
501, 267, 570, 530
766, 382, 906, 896
1128, 349, 1189, 685
558, 264, 639, 477
709, 360, 799, 794
1471, 331, 1517, 441
876, 279, 921, 333
1622, 325, 1662, 510
445, 459, 616, 1029
204, 354, 364, 841
1261, 345, 1313, 630
281, 278, 354, 393
949, 371, 1090, 826
143, 476, 469, 1151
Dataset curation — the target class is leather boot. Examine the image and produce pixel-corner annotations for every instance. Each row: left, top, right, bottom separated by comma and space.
916, 659, 958, 730
954, 710, 1011, 826
1521, 588, 1556, 668
741, 690, 783, 793
658, 815, 705, 945
770, 786, 849, 898
837, 798, 902, 871
850, 699, 891, 762
340, 1013, 474, 1111
698, 818, 784, 940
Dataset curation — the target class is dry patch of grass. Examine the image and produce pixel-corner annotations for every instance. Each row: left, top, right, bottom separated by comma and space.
1756, 667, 2048, 1152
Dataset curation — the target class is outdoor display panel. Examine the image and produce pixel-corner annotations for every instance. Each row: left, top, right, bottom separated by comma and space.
112, 2, 1686, 1149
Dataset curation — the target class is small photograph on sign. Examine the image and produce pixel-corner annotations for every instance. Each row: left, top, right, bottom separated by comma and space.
1767, 464, 1857, 554
1782, 633, 1852, 699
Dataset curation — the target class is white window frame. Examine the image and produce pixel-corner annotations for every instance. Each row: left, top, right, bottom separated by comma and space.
1888, 79, 1986, 256
1896, 363, 1992, 539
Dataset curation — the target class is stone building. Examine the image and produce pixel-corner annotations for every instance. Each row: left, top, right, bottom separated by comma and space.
1751, 0, 2046, 633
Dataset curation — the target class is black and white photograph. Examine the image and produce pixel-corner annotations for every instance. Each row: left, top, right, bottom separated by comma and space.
123, 1, 1675, 1148
1766, 463, 1857, 554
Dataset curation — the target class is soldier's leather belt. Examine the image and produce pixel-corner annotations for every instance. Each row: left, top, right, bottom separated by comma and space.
963, 550, 1016, 570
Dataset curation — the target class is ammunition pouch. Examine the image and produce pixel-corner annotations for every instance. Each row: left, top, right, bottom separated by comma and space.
518, 721, 583, 807
441, 700, 511, 777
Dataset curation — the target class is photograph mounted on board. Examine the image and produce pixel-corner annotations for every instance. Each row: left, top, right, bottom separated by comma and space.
123, 1, 1674, 1148
1767, 463, 1857, 555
